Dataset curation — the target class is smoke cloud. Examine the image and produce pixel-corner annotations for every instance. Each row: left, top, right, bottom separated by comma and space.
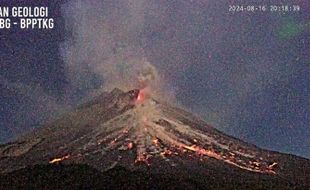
60, 0, 172, 102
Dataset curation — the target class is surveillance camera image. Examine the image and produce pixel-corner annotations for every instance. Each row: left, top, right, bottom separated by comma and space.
0, 0, 309, 189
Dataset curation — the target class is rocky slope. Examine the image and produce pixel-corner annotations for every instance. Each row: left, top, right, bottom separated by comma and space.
0, 88, 309, 189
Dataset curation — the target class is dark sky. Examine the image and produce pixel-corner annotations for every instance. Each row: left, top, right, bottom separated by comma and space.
0, 0, 309, 158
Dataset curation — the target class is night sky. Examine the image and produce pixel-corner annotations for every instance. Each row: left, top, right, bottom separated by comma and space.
0, 0, 309, 158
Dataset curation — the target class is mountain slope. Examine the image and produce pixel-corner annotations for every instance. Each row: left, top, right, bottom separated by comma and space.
0, 88, 309, 189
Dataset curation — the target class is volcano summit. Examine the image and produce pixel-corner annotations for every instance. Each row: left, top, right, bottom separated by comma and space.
0, 89, 309, 189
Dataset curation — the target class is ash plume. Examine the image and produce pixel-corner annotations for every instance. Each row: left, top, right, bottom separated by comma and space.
60, 0, 171, 102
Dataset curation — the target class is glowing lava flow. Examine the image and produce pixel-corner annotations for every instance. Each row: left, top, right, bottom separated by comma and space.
183, 145, 221, 160
127, 142, 134, 149
135, 89, 145, 103
135, 153, 151, 166
75, 89, 278, 175
182, 144, 276, 174
49, 154, 70, 164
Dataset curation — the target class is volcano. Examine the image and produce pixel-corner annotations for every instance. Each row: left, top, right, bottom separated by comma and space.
0, 89, 309, 189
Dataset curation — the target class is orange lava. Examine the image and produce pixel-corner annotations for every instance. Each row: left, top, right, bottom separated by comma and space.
152, 138, 159, 146
267, 162, 278, 170
127, 142, 133, 149
182, 144, 277, 174
160, 149, 173, 157
183, 145, 221, 159
136, 90, 145, 103
135, 153, 150, 166
49, 154, 70, 164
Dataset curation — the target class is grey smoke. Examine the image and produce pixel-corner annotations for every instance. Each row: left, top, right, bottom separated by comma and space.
60, 0, 167, 100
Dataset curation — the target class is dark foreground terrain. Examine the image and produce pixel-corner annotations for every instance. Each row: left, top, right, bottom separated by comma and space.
0, 163, 308, 190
